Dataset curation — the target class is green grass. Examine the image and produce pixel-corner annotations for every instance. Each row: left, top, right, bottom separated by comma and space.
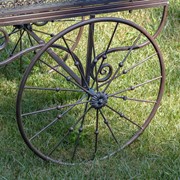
0, 0, 180, 179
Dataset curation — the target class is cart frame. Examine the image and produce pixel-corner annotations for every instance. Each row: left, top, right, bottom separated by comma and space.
0, 0, 169, 165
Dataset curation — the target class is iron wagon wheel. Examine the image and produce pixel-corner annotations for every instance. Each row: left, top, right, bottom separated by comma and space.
0, 17, 84, 67
16, 17, 165, 165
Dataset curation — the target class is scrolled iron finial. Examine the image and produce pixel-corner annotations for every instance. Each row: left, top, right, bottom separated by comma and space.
91, 60, 113, 83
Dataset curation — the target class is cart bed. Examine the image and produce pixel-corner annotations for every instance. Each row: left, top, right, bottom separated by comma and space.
0, 0, 168, 26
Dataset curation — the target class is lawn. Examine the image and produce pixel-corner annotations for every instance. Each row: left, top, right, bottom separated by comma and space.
0, 0, 179, 179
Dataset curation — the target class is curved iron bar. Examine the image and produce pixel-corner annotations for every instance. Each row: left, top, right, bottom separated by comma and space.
90, 34, 141, 85
90, 47, 157, 86
26, 28, 92, 93
0, 44, 44, 67
0, 28, 9, 51
137, 5, 168, 48
95, 63, 113, 83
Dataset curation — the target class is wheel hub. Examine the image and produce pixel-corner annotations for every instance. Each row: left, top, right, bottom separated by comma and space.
90, 92, 108, 109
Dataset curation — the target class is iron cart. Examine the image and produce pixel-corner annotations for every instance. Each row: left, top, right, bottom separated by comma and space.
0, 0, 169, 165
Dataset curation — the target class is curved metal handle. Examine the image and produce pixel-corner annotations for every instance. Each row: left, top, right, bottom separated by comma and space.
0, 28, 9, 51
137, 5, 168, 48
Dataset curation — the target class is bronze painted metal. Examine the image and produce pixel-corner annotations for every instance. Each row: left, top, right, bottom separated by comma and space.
0, 0, 168, 26
0, 0, 168, 164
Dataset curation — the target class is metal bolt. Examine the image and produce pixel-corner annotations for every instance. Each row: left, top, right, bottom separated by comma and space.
102, 54, 107, 59
66, 76, 71, 81
69, 127, 74, 132
56, 87, 60, 92
74, 61, 79, 66
123, 70, 127, 74
95, 130, 99, 134
79, 127, 83, 133
119, 62, 124, 67
57, 114, 62, 119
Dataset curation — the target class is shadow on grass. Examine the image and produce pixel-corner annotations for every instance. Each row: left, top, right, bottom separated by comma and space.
0, 75, 179, 179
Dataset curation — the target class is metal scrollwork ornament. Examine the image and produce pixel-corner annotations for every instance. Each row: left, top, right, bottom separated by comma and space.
91, 59, 113, 83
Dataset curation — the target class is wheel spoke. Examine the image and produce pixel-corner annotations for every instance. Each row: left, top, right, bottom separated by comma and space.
39, 59, 92, 96
22, 99, 89, 117
102, 34, 142, 93
94, 109, 99, 154
27, 31, 35, 47
106, 105, 142, 129
64, 38, 76, 44
71, 96, 90, 161
0, 27, 20, 40
29, 96, 87, 141
121, 34, 142, 65
125, 53, 157, 72
112, 95, 157, 104
98, 53, 157, 89
22, 106, 56, 117
62, 36, 89, 89
29, 117, 58, 141
10, 30, 25, 56
91, 23, 119, 89
48, 107, 91, 156
24, 86, 83, 92
99, 109, 119, 144
19, 30, 23, 71
9, 28, 21, 36
105, 22, 119, 54
109, 76, 162, 97
18, 30, 23, 53
32, 28, 54, 37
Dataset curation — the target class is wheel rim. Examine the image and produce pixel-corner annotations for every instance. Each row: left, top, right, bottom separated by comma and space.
16, 17, 165, 165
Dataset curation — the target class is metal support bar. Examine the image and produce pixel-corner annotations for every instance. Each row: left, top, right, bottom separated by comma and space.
86, 15, 95, 86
